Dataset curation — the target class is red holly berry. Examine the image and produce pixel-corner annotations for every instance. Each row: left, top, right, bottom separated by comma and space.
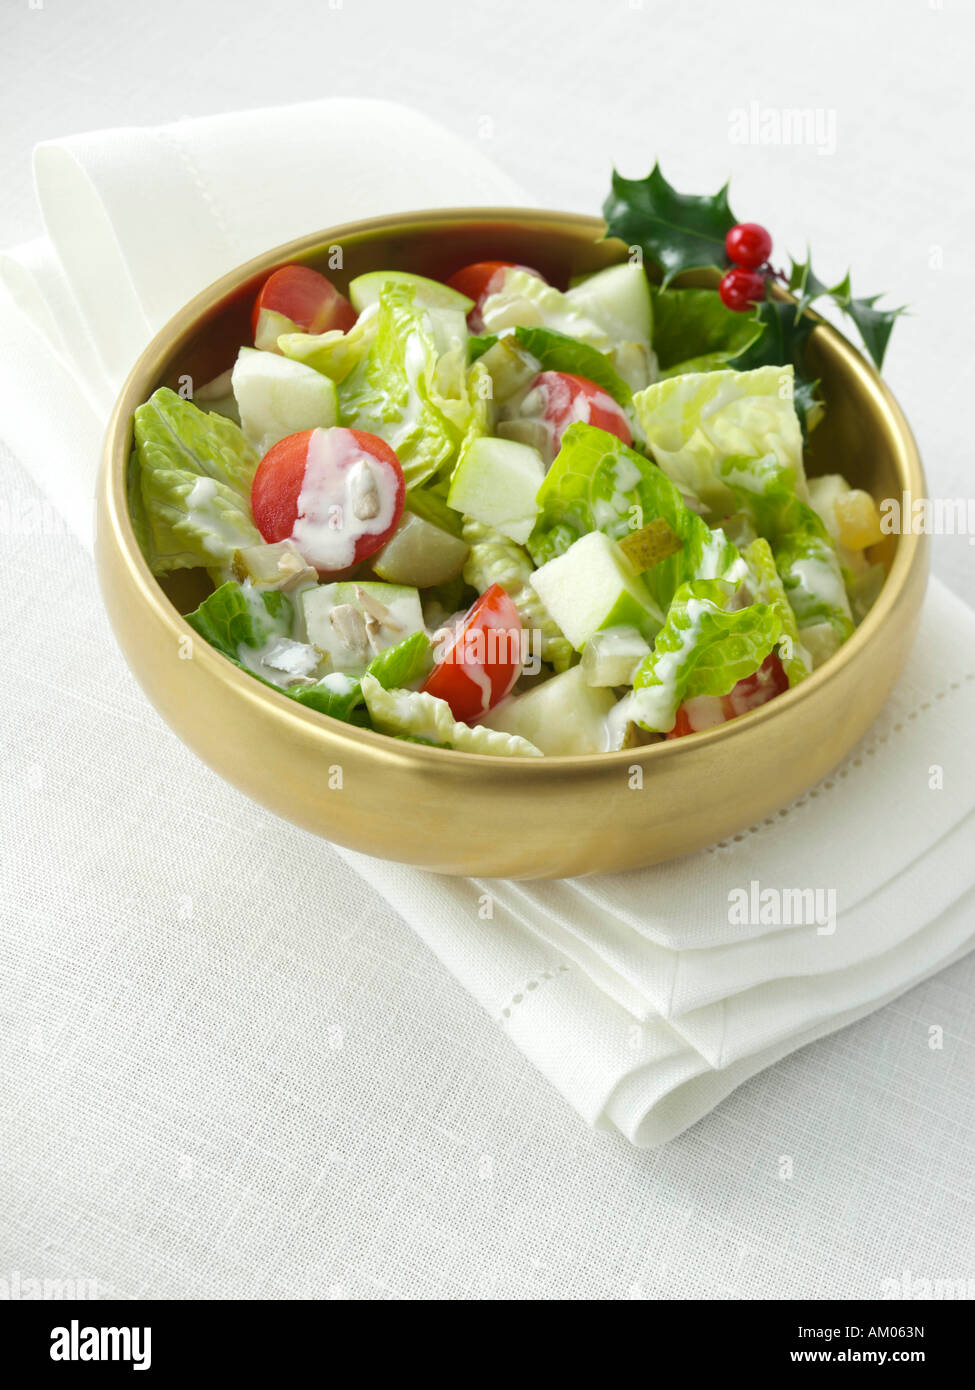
719, 266, 766, 312
725, 222, 772, 270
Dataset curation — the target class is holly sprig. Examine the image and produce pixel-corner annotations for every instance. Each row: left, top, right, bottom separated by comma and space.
603, 163, 906, 373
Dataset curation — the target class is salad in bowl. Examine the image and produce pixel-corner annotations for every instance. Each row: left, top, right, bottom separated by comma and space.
127, 168, 898, 759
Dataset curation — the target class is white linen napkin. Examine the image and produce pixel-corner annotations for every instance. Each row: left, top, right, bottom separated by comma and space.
1, 99, 972, 1148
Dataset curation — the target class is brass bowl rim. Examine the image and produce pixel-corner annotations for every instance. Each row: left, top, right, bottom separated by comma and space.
100, 206, 926, 772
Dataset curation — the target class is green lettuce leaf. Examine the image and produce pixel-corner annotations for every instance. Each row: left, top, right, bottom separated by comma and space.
720, 454, 853, 639
480, 269, 611, 347
629, 580, 782, 732
363, 629, 433, 689
277, 313, 375, 382
186, 584, 433, 728
360, 675, 543, 757
461, 518, 574, 672
133, 387, 261, 573
337, 284, 471, 487
632, 364, 806, 517
185, 581, 293, 661
470, 325, 633, 404
744, 538, 811, 685
526, 423, 745, 617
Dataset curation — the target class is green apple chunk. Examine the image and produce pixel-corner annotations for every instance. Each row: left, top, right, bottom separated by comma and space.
372, 512, 470, 587
303, 581, 423, 674
565, 263, 652, 347
529, 532, 662, 651
232, 346, 337, 455
348, 270, 474, 315
447, 436, 545, 544
481, 664, 617, 755
580, 625, 651, 687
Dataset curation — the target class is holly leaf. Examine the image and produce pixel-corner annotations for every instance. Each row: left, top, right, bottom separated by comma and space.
788, 254, 906, 369
788, 253, 850, 316
843, 293, 907, 370
602, 164, 736, 285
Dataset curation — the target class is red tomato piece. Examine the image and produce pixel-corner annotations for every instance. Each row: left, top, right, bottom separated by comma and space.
251, 427, 404, 576
517, 370, 632, 461
666, 653, 789, 739
445, 260, 545, 332
251, 265, 356, 350
422, 584, 523, 723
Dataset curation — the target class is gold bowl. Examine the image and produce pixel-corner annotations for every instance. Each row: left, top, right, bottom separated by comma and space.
96, 209, 927, 878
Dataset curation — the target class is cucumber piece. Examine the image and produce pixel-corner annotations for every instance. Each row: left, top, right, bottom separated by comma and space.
565, 263, 653, 348
529, 532, 661, 651
476, 335, 538, 402
348, 270, 474, 316
481, 665, 616, 756
447, 436, 545, 545
372, 512, 470, 588
404, 485, 464, 537
303, 581, 423, 674
231, 346, 337, 454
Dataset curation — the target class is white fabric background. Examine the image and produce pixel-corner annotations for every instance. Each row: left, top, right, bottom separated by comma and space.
1, 0, 973, 1299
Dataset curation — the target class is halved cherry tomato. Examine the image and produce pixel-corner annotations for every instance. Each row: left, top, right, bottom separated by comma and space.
251, 427, 404, 576
251, 265, 356, 351
445, 260, 544, 332
666, 653, 789, 738
515, 370, 632, 461
422, 584, 523, 723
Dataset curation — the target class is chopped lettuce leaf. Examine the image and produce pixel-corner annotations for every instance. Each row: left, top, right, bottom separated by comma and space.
290, 673, 367, 723
126, 447, 154, 565
186, 585, 433, 729
461, 517, 574, 672
633, 364, 806, 517
133, 388, 261, 573
721, 453, 853, 639
363, 629, 433, 689
744, 537, 811, 685
277, 313, 375, 383
185, 581, 293, 662
629, 580, 782, 732
480, 269, 611, 346
337, 284, 471, 487
470, 325, 633, 405
360, 675, 543, 756
526, 422, 745, 617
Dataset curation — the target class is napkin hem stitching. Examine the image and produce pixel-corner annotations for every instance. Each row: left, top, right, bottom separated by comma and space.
498, 964, 572, 1022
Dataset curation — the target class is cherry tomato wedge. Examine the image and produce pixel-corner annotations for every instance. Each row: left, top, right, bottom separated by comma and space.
666, 653, 789, 738
445, 260, 544, 332
251, 427, 404, 576
251, 265, 356, 350
515, 370, 632, 461
422, 584, 523, 723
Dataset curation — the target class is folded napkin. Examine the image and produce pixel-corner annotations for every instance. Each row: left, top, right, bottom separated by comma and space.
2, 99, 972, 1147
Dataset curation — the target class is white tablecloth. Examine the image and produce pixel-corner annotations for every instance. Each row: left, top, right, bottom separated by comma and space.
1, 0, 973, 1300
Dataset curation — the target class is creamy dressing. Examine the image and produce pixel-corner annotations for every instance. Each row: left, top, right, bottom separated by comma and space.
292, 427, 398, 571
185, 476, 245, 558
625, 595, 710, 732
319, 671, 357, 696
789, 554, 850, 615
238, 636, 321, 686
